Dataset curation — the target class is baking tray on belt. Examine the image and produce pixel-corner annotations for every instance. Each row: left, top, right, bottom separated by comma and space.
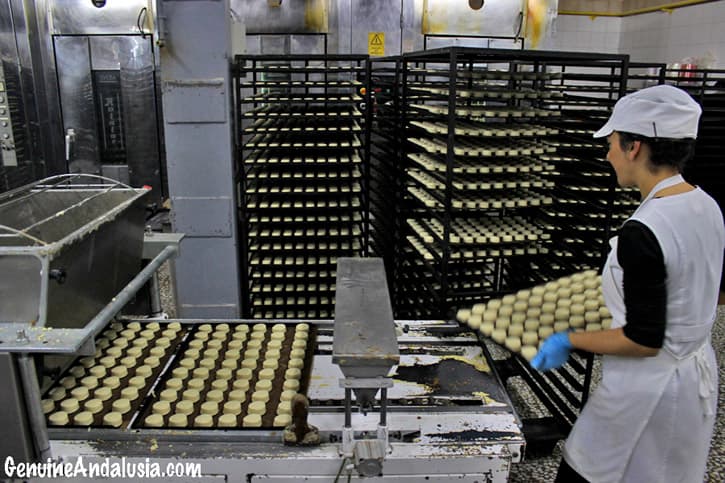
41, 320, 316, 431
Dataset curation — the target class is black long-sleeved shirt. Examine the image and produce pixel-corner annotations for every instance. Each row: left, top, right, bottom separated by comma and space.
617, 220, 667, 348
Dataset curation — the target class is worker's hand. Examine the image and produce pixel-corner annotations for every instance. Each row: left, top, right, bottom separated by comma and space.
531, 332, 573, 371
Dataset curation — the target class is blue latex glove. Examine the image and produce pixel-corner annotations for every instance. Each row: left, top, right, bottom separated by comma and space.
531, 332, 573, 371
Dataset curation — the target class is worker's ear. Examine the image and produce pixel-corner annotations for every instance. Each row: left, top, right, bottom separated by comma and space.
627, 139, 642, 161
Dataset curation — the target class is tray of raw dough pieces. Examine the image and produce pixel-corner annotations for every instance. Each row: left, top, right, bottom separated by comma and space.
42, 321, 187, 429
135, 322, 315, 430
456, 270, 612, 364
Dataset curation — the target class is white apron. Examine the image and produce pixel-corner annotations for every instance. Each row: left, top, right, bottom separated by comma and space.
562, 175, 721, 483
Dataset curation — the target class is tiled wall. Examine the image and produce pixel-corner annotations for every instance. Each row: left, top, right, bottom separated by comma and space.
620, 1, 725, 68
552, 14, 622, 54
554, 0, 725, 68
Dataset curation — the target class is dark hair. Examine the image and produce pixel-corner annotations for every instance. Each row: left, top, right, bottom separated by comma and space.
617, 131, 696, 172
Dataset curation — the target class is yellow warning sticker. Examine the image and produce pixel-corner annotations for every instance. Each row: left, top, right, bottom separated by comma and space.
368, 32, 385, 57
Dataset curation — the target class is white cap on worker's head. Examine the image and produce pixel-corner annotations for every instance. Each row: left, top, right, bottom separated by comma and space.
593, 84, 701, 139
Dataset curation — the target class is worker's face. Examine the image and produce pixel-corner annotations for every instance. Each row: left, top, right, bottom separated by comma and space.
606, 132, 636, 187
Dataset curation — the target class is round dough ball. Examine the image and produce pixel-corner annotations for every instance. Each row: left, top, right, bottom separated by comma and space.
290, 348, 305, 360
543, 292, 558, 303
285, 368, 301, 380
80, 376, 99, 389
235, 324, 250, 333
247, 339, 262, 350
144, 356, 161, 368
491, 329, 507, 344
272, 323, 286, 333
135, 365, 153, 378
558, 288, 572, 299
570, 283, 585, 295
193, 367, 210, 379
280, 390, 296, 402
182, 389, 201, 403
570, 304, 585, 316
198, 324, 213, 333
274, 414, 291, 427
277, 401, 292, 415
231, 331, 247, 342
172, 367, 189, 380
98, 356, 116, 368
288, 358, 304, 369
531, 286, 546, 296
283, 379, 300, 391
207, 390, 225, 402
502, 295, 516, 306
70, 386, 89, 401
60, 398, 79, 413
538, 326, 554, 339
166, 378, 183, 391
145, 414, 164, 428
528, 295, 543, 308
558, 277, 572, 288
526, 308, 541, 320
511, 312, 526, 326
513, 300, 528, 313
111, 366, 128, 379
554, 321, 570, 332
223, 400, 243, 415
49, 411, 70, 426
505, 337, 522, 352
601, 318, 613, 330
126, 347, 143, 358
112, 337, 129, 348
232, 379, 250, 392
42, 399, 55, 414
584, 311, 600, 324
540, 313, 555, 326
586, 323, 602, 332
103, 376, 121, 390
247, 401, 266, 415
256, 380, 273, 392
522, 331, 539, 346
200, 401, 219, 415
554, 308, 570, 321
544, 282, 560, 292
179, 358, 196, 369
121, 387, 139, 402
557, 298, 572, 309
69, 366, 86, 378
167, 322, 182, 332
252, 390, 270, 403
599, 306, 611, 319
456, 309, 471, 324
508, 324, 524, 337
211, 331, 227, 341
219, 414, 238, 427
175, 400, 195, 415
487, 299, 502, 311
250, 331, 266, 341
571, 294, 586, 305
243, 414, 262, 427
467, 314, 482, 330
521, 346, 538, 362
585, 289, 600, 300
584, 299, 600, 312
153, 401, 171, 415
524, 319, 540, 332
241, 358, 257, 370
480, 322, 495, 337
128, 376, 146, 389
237, 367, 253, 380
228, 390, 246, 402
498, 305, 513, 318
291, 339, 306, 350
482, 310, 498, 323
187, 378, 205, 391
571, 273, 586, 283
227, 340, 243, 352
84, 398, 103, 414
156, 337, 171, 348
253, 323, 267, 332
495, 317, 510, 331
471, 303, 486, 315
541, 302, 556, 315
168, 414, 187, 427
570, 315, 585, 329
516, 289, 531, 301
112, 399, 131, 414
103, 412, 123, 428
74, 411, 94, 426
584, 278, 600, 290
160, 389, 178, 402
267, 340, 283, 350
200, 358, 216, 370
217, 368, 233, 380
211, 379, 229, 391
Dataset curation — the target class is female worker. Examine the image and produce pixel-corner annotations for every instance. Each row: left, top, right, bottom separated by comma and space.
532, 84, 724, 483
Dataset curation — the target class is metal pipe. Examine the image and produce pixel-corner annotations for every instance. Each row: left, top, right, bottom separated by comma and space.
149, 271, 163, 317
344, 388, 352, 427
75, 245, 177, 351
380, 388, 387, 426
17, 354, 51, 460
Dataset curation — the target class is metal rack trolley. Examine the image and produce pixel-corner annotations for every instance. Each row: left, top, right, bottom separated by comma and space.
233, 54, 371, 320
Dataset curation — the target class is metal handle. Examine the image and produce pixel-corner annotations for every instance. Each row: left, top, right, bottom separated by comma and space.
64, 128, 75, 162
